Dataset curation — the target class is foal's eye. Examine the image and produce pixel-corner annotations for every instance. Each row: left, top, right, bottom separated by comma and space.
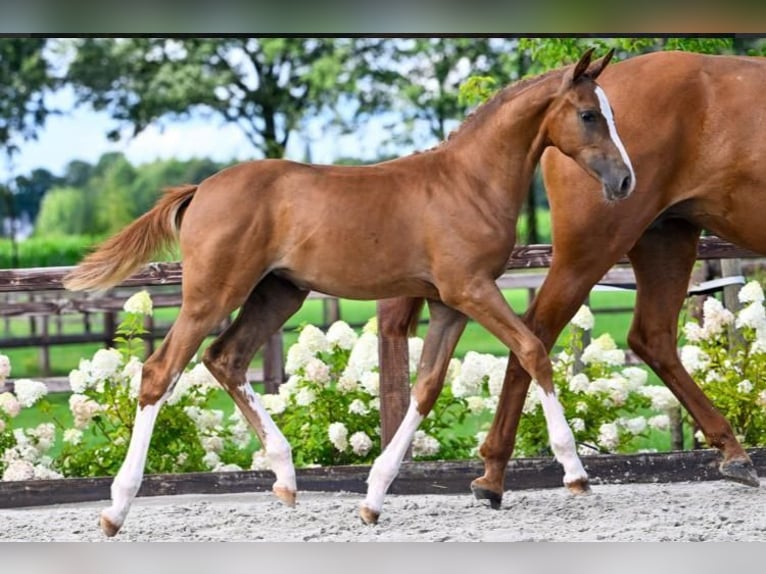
580, 110, 597, 123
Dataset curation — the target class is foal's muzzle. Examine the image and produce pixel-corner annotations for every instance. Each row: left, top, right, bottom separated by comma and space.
594, 160, 635, 201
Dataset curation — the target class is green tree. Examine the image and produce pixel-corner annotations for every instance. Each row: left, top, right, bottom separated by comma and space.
66, 38, 370, 160
35, 186, 90, 236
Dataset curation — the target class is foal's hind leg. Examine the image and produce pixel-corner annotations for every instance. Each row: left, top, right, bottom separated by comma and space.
440, 276, 589, 494
202, 274, 309, 506
100, 292, 245, 537
360, 299, 467, 525
627, 219, 758, 487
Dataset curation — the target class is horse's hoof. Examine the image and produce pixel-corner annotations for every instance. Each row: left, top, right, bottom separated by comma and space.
100, 511, 121, 538
470, 480, 503, 510
359, 504, 380, 525
565, 478, 591, 495
273, 485, 297, 507
720, 459, 760, 488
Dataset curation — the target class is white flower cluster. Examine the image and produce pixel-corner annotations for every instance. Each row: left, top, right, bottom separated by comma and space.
451, 351, 507, 400
571, 305, 595, 331
2, 424, 62, 481
69, 348, 124, 394
0, 354, 11, 383
123, 290, 153, 315
412, 430, 440, 458
581, 334, 626, 366
13, 379, 48, 408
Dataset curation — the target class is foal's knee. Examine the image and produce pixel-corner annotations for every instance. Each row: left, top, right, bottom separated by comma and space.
517, 338, 551, 383
137, 363, 171, 407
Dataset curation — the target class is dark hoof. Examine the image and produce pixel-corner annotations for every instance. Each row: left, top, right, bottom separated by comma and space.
470, 483, 503, 510
359, 505, 380, 525
565, 478, 591, 495
720, 459, 760, 488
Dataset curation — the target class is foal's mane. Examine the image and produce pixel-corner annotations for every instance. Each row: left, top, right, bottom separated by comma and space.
441, 65, 568, 147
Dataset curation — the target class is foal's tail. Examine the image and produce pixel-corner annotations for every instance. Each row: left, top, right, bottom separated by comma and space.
63, 185, 198, 291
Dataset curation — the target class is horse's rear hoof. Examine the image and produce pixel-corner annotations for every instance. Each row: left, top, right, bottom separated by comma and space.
359, 504, 380, 525
100, 511, 121, 538
720, 459, 760, 488
565, 478, 591, 495
273, 485, 297, 507
470, 481, 503, 510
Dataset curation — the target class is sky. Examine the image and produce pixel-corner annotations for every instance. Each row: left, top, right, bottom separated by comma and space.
0, 85, 421, 184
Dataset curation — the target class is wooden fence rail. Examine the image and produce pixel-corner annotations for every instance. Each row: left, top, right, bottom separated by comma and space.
0, 237, 763, 446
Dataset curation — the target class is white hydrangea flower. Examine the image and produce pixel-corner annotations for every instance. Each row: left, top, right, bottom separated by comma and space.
350, 431, 373, 456
260, 393, 287, 415
412, 430, 440, 458
465, 396, 487, 414
251, 449, 271, 471
581, 334, 625, 366
701, 297, 734, 338
597, 422, 620, 451
336, 372, 359, 393
483, 395, 499, 413
360, 371, 380, 397
738, 281, 765, 304
326, 321, 358, 350
368, 397, 381, 411
278, 375, 300, 400
293, 387, 315, 407
328, 422, 349, 451
683, 322, 705, 343
622, 416, 647, 435
0, 354, 11, 382
304, 357, 331, 386
575, 401, 589, 414
201, 436, 225, 454
13, 379, 48, 408
452, 351, 487, 397
184, 407, 224, 432
63, 428, 83, 445
362, 317, 378, 335
343, 333, 379, 381
2, 459, 35, 481
621, 367, 648, 389
736, 301, 766, 331
570, 417, 586, 433
522, 385, 541, 414
214, 462, 243, 472
33, 464, 62, 480
568, 373, 590, 393
571, 305, 595, 331
648, 414, 670, 431
751, 339, 766, 355
285, 343, 314, 375
203, 451, 221, 469
0, 392, 21, 418
756, 390, 766, 408
486, 356, 508, 397
408, 337, 424, 374
68, 394, 102, 429
445, 358, 461, 386
348, 399, 369, 416
680, 345, 710, 374
30, 423, 56, 452
297, 324, 330, 355
90, 348, 123, 380
737, 379, 754, 394
123, 290, 153, 315
640, 386, 680, 411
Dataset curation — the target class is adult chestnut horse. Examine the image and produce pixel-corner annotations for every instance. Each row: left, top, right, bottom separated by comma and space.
383, 49, 765, 509
64, 48, 633, 535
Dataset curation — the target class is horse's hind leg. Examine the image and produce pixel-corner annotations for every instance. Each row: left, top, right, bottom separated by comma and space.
360, 299, 467, 524
100, 287, 248, 537
202, 274, 308, 506
627, 219, 759, 487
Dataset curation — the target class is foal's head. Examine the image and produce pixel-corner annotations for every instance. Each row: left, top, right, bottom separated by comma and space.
543, 48, 635, 201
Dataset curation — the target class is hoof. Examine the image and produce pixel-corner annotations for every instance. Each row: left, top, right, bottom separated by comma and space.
273, 485, 297, 507
720, 459, 760, 488
565, 478, 591, 495
359, 504, 380, 525
470, 480, 503, 510
100, 511, 121, 538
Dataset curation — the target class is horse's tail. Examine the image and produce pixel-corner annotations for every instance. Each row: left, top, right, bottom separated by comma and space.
63, 185, 198, 292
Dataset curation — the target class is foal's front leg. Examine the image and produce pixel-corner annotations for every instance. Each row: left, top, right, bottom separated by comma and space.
441, 275, 589, 494
360, 300, 467, 524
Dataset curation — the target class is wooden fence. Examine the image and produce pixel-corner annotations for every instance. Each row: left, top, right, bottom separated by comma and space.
0, 237, 762, 446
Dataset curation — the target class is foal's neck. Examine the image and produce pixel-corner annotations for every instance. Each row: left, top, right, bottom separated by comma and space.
445, 72, 562, 207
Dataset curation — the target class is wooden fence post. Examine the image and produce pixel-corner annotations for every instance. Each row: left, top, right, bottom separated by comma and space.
323, 297, 340, 328
720, 258, 744, 348
376, 300, 412, 452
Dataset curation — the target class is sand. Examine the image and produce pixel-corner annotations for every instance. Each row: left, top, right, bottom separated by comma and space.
1, 478, 764, 542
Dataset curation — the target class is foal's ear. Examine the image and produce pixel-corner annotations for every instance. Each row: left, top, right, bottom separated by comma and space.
572, 47, 596, 83
586, 48, 615, 81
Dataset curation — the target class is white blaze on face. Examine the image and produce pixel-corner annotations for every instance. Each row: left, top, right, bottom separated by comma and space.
595, 85, 636, 194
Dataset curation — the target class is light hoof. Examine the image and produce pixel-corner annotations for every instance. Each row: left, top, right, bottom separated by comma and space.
470, 479, 503, 510
720, 459, 760, 488
359, 504, 380, 525
100, 510, 122, 538
565, 477, 591, 495
273, 485, 297, 507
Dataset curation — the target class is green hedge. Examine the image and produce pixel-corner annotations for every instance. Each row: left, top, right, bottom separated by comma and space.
0, 236, 102, 268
